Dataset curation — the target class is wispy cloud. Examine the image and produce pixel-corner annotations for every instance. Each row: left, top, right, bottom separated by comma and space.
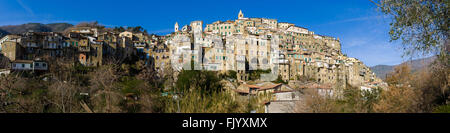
101, 23, 121, 27
148, 28, 173, 34
16, 0, 34, 16
0, 20, 80, 26
345, 38, 369, 47
326, 15, 388, 25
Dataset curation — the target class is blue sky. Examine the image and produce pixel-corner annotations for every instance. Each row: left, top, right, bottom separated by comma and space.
0, 0, 426, 66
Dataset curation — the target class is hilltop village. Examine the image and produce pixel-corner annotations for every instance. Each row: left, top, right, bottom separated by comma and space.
167, 10, 382, 89
0, 11, 385, 112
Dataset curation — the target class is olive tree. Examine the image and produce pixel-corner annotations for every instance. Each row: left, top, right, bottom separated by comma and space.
371, 0, 448, 57
371, 0, 449, 106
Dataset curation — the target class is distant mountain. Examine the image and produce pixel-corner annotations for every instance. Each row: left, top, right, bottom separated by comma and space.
45, 23, 74, 32
406, 56, 436, 71
371, 56, 436, 80
0, 29, 8, 38
0, 23, 73, 36
370, 65, 395, 80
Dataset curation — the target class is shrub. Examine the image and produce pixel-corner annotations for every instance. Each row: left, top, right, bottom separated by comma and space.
162, 89, 246, 113
433, 104, 450, 113
175, 70, 222, 94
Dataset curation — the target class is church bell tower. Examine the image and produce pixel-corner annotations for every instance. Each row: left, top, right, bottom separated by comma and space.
175, 22, 179, 32
238, 10, 244, 19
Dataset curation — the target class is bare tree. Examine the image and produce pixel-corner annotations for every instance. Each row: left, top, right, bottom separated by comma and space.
0, 74, 24, 112
0, 55, 10, 69
295, 88, 340, 113
46, 78, 78, 113
0, 73, 46, 113
89, 65, 122, 113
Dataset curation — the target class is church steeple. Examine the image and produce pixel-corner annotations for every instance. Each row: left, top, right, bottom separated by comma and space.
174, 22, 179, 32
238, 10, 244, 19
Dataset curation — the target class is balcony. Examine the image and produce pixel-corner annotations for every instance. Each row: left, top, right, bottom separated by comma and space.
287, 50, 295, 55
277, 59, 290, 64
43, 44, 58, 49
25, 42, 39, 48
134, 42, 146, 47
78, 47, 90, 52
359, 71, 366, 76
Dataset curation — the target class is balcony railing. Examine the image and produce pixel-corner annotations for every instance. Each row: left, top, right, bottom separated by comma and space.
78, 47, 90, 52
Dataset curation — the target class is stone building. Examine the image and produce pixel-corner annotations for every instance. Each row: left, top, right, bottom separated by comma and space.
166, 10, 381, 89
0, 37, 22, 61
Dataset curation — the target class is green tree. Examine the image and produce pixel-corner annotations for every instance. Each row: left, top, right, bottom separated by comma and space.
114, 26, 126, 32
273, 75, 288, 84
175, 70, 223, 94
132, 26, 144, 33
371, 0, 448, 60
371, 0, 449, 108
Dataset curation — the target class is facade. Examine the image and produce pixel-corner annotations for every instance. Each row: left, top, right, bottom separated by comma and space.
11, 60, 48, 71
174, 22, 179, 32
0, 37, 22, 61
0, 28, 145, 70
149, 40, 170, 70
119, 31, 133, 39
